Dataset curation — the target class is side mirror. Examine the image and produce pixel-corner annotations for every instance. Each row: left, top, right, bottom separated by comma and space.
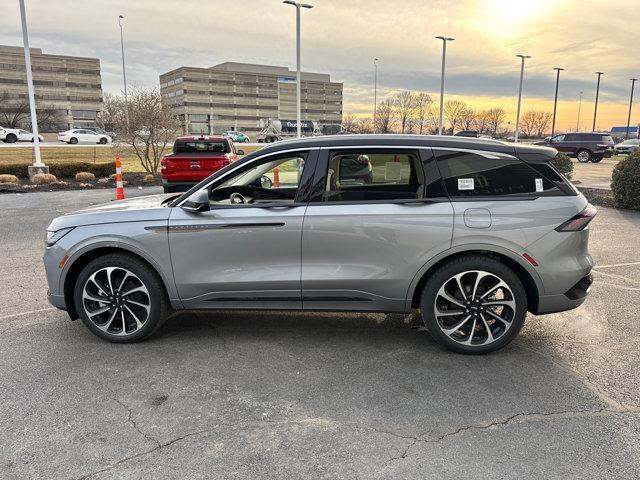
260, 175, 273, 189
181, 189, 210, 213
236, 149, 245, 156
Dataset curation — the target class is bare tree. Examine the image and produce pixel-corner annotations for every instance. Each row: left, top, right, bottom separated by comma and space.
374, 98, 394, 134
534, 111, 552, 137
414, 92, 434, 135
341, 113, 358, 133
353, 117, 374, 134
486, 107, 506, 136
474, 109, 490, 134
0, 93, 29, 128
444, 100, 467, 133
392, 91, 417, 134
459, 107, 477, 131
98, 87, 180, 174
520, 110, 537, 137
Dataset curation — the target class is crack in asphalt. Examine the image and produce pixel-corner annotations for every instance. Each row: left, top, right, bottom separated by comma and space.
382, 407, 640, 466
113, 396, 161, 448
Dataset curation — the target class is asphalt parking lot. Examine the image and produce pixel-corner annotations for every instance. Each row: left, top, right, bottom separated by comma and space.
1, 188, 639, 479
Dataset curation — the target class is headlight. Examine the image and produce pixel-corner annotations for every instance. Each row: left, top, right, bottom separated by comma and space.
45, 227, 74, 246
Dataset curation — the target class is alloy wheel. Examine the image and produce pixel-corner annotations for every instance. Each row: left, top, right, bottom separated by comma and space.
82, 267, 151, 336
577, 151, 590, 162
433, 270, 516, 347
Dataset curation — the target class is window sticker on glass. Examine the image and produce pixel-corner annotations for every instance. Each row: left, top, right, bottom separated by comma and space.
385, 162, 402, 182
458, 178, 475, 190
535, 178, 544, 192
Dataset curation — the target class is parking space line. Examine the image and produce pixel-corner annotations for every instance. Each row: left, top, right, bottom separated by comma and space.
593, 262, 640, 269
0, 307, 56, 321
593, 270, 640, 285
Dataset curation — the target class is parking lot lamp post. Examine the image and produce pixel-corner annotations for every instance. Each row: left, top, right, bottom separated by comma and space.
551, 67, 564, 136
19, 0, 46, 177
283, 1, 313, 138
373, 58, 379, 132
436, 36, 454, 135
576, 91, 583, 131
118, 15, 128, 103
514, 54, 530, 142
626, 78, 637, 139
592, 71, 603, 132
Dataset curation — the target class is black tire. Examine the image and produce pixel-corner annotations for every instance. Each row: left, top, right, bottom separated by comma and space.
99, 137, 108, 144
244, 138, 250, 143
73, 253, 170, 343
591, 156, 603, 163
69, 137, 78, 145
5, 133, 17, 143
163, 186, 176, 193
576, 149, 592, 163
419, 255, 528, 354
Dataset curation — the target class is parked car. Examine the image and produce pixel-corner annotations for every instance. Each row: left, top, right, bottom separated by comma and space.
535, 132, 614, 163
614, 139, 640, 155
161, 136, 243, 193
58, 129, 112, 145
43, 134, 596, 354
224, 131, 250, 143
0, 127, 43, 143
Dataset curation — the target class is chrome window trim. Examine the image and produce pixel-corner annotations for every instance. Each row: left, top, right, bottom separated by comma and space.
175, 146, 319, 207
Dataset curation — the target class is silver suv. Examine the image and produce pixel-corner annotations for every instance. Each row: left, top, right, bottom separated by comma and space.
43, 135, 595, 354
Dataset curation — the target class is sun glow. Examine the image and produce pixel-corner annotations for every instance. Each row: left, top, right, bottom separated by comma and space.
485, 0, 550, 23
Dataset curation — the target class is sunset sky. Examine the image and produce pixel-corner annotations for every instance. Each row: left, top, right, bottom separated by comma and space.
1, 0, 639, 132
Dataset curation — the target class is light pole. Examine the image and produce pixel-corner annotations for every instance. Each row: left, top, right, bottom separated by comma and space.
19, 0, 45, 176
118, 15, 128, 102
436, 36, 454, 135
592, 71, 603, 132
576, 91, 583, 131
626, 78, 637, 139
373, 58, 379, 131
551, 67, 564, 136
514, 54, 530, 142
283, 1, 312, 138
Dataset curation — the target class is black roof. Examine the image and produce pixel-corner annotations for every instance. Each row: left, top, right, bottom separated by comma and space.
253, 134, 557, 161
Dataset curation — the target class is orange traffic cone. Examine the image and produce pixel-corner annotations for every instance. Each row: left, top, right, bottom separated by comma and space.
273, 167, 280, 188
115, 152, 125, 200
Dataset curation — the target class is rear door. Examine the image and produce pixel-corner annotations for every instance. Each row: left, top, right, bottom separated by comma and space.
301, 146, 453, 312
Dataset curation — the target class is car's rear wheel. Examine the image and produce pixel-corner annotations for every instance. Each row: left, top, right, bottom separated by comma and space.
577, 149, 592, 163
73, 253, 169, 343
591, 156, 603, 163
69, 137, 78, 145
419, 255, 527, 354
5, 133, 17, 143
244, 138, 250, 143
99, 137, 108, 144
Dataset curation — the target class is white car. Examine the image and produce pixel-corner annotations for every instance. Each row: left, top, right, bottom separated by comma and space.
57, 129, 112, 145
0, 126, 20, 143
16, 129, 44, 142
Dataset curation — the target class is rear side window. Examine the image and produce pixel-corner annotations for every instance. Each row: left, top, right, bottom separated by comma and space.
174, 140, 230, 154
435, 150, 560, 197
318, 151, 423, 202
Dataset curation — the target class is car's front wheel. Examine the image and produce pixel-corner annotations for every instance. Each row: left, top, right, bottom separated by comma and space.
420, 255, 527, 354
73, 253, 169, 342
5, 133, 17, 143
69, 137, 78, 145
591, 156, 603, 163
576, 149, 592, 163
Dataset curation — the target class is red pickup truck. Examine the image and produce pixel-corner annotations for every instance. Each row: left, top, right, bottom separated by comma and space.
161, 136, 243, 192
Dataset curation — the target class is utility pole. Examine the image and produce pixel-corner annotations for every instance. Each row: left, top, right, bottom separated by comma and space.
551, 67, 564, 136
19, 0, 47, 178
514, 54, 530, 142
626, 78, 637, 139
592, 72, 603, 132
436, 36, 454, 135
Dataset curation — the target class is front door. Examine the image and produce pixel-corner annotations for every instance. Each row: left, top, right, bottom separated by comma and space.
301, 147, 454, 312
169, 149, 317, 310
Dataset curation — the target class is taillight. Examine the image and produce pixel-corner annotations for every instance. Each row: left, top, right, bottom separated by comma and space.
161, 157, 167, 170
555, 204, 597, 232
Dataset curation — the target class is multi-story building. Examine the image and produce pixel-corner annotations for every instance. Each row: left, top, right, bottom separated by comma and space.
160, 62, 343, 136
0, 45, 102, 131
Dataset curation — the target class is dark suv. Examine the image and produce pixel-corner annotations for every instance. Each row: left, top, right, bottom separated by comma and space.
536, 132, 614, 163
